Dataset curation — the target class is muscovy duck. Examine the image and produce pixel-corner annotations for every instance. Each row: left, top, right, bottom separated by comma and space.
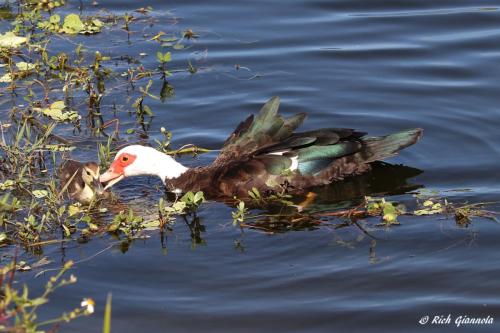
59, 159, 103, 204
100, 97, 422, 199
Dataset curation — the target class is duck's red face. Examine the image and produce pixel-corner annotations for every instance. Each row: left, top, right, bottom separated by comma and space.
100, 152, 137, 190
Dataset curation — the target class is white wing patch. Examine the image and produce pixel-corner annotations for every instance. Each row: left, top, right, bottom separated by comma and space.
290, 156, 299, 171
267, 151, 299, 171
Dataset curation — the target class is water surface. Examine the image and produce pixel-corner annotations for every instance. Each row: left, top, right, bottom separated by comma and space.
4, 0, 500, 332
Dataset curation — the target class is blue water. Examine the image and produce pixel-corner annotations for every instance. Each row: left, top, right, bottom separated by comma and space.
3, 0, 500, 332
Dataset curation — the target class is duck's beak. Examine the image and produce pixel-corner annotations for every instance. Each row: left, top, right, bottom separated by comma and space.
100, 169, 124, 191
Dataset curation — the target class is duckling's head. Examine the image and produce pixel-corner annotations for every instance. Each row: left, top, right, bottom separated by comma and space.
81, 162, 104, 195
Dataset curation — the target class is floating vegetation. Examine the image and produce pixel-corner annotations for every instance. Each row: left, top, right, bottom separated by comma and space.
38, 13, 104, 35
0, 0, 207, 249
365, 197, 406, 226
413, 199, 443, 215
0, 31, 27, 49
102, 191, 205, 241
26, 0, 66, 11
0, 0, 206, 321
34, 100, 81, 123
230, 190, 500, 233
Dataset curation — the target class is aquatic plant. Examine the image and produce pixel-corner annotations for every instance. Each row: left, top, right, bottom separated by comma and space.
0, 0, 206, 248
0, 3, 211, 328
0, 260, 94, 332
0, 1, 498, 330
230, 190, 500, 233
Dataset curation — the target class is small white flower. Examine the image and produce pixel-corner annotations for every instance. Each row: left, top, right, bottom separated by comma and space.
173, 188, 182, 195
81, 298, 95, 314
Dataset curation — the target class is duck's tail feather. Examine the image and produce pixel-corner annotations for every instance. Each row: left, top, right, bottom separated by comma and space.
359, 128, 423, 163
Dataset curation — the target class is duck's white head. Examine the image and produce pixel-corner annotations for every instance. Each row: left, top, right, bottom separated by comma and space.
99, 145, 188, 191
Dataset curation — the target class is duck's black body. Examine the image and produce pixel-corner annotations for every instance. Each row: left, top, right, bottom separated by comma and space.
166, 97, 422, 199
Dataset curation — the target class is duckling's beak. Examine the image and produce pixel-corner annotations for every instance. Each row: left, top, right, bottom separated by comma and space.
93, 177, 104, 195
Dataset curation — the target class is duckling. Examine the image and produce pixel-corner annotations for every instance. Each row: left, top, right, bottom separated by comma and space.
59, 160, 104, 204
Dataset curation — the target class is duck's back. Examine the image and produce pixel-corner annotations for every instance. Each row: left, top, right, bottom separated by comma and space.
168, 97, 422, 200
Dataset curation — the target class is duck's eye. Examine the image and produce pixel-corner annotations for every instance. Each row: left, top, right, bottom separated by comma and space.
122, 156, 129, 162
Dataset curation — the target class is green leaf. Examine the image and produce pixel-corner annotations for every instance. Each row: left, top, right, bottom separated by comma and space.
68, 204, 82, 217
172, 201, 187, 212
156, 51, 163, 62
163, 52, 171, 62
162, 36, 177, 43
49, 14, 61, 24
32, 190, 48, 198
35, 101, 80, 122
107, 222, 120, 232
193, 191, 204, 204
92, 18, 104, 27
0, 31, 27, 49
423, 200, 433, 207
382, 213, 398, 223
50, 100, 66, 110
432, 203, 442, 210
142, 220, 160, 230
15, 61, 35, 71
414, 208, 443, 216
142, 105, 153, 116
80, 18, 104, 34
0, 180, 15, 190
173, 201, 187, 211
62, 224, 71, 237
366, 202, 380, 214
88, 223, 99, 231
382, 202, 397, 216
0, 73, 12, 83
181, 191, 194, 202
61, 14, 84, 34
103, 294, 112, 333
29, 297, 49, 306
